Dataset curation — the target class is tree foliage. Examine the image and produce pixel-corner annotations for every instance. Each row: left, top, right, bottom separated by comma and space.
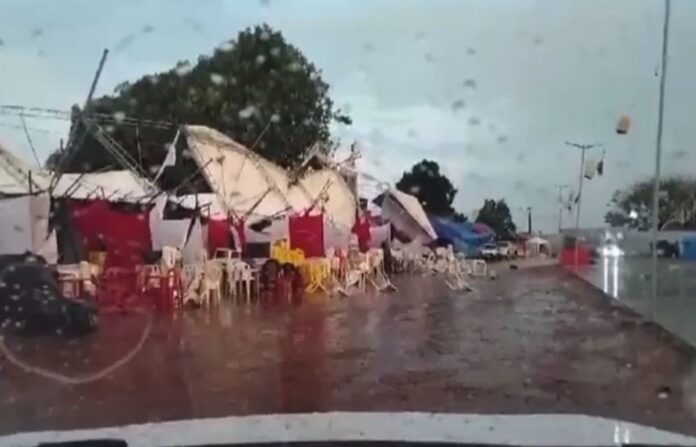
476, 199, 516, 239
51, 24, 350, 183
604, 176, 696, 230
395, 159, 457, 216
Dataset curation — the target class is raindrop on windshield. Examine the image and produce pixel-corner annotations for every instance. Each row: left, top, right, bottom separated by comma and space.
210, 73, 225, 85
175, 61, 193, 77
451, 99, 465, 112
468, 117, 481, 126
463, 79, 477, 89
142, 25, 154, 34
466, 47, 476, 55
31, 28, 43, 38
238, 105, 257, 119
657, 385, 671, 399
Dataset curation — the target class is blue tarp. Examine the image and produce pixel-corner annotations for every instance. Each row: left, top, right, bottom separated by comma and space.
682, 236, 696, 261
429, 216, 492, 256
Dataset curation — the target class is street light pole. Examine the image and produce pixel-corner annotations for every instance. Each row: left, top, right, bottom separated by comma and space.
555, 184, 570, 232
651, 0, 671, 301
565, 141, 603, 268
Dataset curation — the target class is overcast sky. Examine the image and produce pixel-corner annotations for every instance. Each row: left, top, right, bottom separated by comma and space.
1, 0, 695, 231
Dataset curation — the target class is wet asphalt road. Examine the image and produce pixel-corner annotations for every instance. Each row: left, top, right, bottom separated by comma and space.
2, 266, 696, 436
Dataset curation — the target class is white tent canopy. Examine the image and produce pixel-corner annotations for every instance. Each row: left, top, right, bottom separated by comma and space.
51, 170, 156, 203
184, 125, 356, 229
526, 236, 550, 256
380, 188, 437, 243
0, 140, 48, 195
0, 193, 57, 260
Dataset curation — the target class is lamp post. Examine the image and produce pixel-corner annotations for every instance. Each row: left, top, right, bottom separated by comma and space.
651, 0, 672, 302
555, 184, 570, 233
565, 141, 603, 268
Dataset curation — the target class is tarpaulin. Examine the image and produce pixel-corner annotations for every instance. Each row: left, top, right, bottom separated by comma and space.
430, 216, 491, 256
289, 214, 324, 258
149, 197, 191, 250
69, 199, 110, 252
352, 213, 371, 253
0, 196, 33, 255
208, 218, 231, 256
182, 217, 204, 264
369, 223, 391, 248
103, 207, 152, 268
231, 219, 246, 252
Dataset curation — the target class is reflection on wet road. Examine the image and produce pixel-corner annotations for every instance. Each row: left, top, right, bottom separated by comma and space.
2, 268, 696, 436
577, 256, 696, 347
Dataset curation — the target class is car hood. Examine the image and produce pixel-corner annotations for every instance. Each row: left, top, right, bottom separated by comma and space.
3, 412, 696, 447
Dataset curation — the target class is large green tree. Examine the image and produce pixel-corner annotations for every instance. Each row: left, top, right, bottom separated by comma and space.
51, 24, 350, 183
396, 159, 457, 216
475, 199, 516, 239
605, 176, 696, 230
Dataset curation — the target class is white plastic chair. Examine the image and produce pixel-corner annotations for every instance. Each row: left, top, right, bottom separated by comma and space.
236, 262, 256, 304
161, 246, 180, 270
200, 261, 223, 307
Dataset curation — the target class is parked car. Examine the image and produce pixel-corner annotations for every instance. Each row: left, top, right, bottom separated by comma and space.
479, 243, 499, 260
496, 241, 518, 260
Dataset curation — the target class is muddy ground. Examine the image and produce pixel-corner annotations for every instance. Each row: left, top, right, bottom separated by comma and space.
1, 266, 696, 436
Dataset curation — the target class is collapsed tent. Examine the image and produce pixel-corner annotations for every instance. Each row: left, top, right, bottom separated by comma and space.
184, 125, 357, 230
0, 140, 56, 260
0, 193, 57, 262
0, 139, 48, 196
52, 170, 156, 203
429, 216, 491, 255
379, 188, 437, 243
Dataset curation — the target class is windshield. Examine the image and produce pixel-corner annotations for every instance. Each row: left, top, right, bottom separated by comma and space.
2, 0, 696, 445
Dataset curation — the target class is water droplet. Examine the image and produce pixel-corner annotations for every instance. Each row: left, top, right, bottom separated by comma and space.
218, 40, 234, 52
533, 37, 544, 46
497, 135, 508, 144
657, 386, 671, 399
31, 28, 43, 38
270, 114, 280, 123
255, 54, 266, 65
463, 79, 477, 89
468, 117, 481, 126
142, 25, 154, 34
466, 47, 476, 56
210, 73, 225, 85
238, 105, 257, 119
113, 111, 126, 123
287, 61, 302, 72
270, 47, 281, 57
362, 42, 375, 52
451, 99, 465, 112
175, 61, 193, 77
